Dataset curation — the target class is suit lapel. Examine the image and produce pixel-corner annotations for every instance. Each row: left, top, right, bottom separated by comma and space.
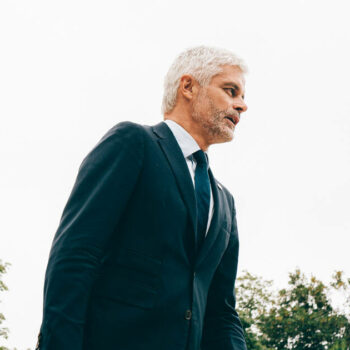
195, 168, 224, 267
152, 122, 228, 266
152, 122, 198, 239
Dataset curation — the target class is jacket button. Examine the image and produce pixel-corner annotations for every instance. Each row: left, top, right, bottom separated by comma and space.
185, 309, 192, 320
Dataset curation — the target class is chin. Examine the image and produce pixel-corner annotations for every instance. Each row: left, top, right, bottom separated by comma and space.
212, 131, 234, 144
223, 133, 234, 142
221, 127, 234, 142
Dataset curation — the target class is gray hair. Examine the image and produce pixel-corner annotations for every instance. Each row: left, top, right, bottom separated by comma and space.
161, 46, 247, 114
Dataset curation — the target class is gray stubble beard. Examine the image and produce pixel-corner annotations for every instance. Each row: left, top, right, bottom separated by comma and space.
192, 91, 234, 144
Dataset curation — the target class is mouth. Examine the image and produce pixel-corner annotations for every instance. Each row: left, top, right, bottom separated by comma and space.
224, 115, 239, 126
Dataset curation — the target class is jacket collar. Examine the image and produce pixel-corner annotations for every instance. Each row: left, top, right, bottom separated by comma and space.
152, 122, 198, 242
152, 122, 226, 264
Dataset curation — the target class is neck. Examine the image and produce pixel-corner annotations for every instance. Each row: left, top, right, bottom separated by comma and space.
164, 110, 210, 151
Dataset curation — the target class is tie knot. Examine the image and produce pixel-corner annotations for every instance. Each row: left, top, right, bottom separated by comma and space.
192, 150, 208, 167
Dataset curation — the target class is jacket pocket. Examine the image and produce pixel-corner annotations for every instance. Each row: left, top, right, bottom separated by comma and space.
94, 248, 162, 309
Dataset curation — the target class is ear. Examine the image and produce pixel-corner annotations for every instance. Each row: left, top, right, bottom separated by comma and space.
179, 75, 198, 102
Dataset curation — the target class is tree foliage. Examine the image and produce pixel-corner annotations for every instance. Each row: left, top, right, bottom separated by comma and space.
0, 260, 10, 350
236, 269, 350, 350
235, 271, 274, 349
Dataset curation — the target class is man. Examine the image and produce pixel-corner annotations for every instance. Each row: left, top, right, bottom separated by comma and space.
37, 46, 248, 350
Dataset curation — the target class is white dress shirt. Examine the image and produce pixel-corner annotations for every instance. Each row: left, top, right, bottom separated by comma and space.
164, 120, 214, 234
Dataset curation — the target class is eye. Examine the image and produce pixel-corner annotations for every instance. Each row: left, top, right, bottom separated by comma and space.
224, 88, 236, 97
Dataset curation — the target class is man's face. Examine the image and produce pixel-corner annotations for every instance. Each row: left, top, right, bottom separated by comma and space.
191, 65, 247, 146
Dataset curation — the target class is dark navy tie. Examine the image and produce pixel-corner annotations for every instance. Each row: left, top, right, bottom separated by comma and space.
192, 150, 211, 249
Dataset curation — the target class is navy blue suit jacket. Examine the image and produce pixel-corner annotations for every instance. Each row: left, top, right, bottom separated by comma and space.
37, 121, 246, 350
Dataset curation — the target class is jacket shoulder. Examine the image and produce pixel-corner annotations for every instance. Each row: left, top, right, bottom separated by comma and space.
101, 121, 146, 143
79, 121, 146, 170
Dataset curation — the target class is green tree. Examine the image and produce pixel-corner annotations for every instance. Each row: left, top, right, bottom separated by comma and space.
236, 269, 350, 349
235, 271, 274, 350
0, 260, 10, 350
329, 339, 349, 350
257, 269, 350, 350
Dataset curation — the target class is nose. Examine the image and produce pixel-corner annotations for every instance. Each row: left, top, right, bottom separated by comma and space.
233, 98, 248, 113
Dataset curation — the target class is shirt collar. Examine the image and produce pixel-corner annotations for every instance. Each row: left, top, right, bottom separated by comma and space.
163, 120, 209, 162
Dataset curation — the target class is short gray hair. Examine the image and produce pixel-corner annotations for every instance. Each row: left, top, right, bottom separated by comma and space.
161, 46, 247, 114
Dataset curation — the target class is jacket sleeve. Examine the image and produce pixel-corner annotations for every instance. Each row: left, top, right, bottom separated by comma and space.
201, 197, 247, 350
38, 122, 145, 350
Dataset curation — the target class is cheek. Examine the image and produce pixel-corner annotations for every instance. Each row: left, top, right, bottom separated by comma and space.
210, 93, 230, 110
198, 98, 212, 115
220, 96, 232, 109
210, 100, 229, 115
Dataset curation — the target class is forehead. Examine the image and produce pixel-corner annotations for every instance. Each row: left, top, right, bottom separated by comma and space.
210, 65, 245, 88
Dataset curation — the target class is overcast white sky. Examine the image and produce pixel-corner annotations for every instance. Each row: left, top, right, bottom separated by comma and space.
1, 0, 350, 349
